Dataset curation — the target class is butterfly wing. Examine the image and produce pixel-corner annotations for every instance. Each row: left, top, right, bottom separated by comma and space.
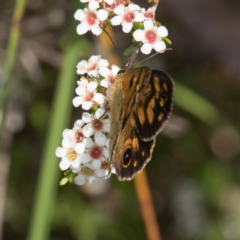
109, 66, 152, 177
133, 70, 174, 141
112, 117, 155, 181
120, 67, 152, 129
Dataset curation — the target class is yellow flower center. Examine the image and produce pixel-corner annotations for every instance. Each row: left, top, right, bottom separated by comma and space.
67, 148, 77, 162
81, 166, 94, 177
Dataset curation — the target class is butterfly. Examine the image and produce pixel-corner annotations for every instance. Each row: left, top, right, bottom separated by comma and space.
108, 65, 174, 181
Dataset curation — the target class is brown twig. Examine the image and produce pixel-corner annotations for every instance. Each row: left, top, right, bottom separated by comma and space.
134, 170, 162, 240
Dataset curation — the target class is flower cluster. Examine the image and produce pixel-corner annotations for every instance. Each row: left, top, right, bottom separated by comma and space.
56, 55, 120, 185
74, 0, 170, 54
56, 1, 171, 186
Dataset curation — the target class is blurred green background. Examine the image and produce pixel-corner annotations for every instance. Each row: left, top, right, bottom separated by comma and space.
1, 0, 240, 239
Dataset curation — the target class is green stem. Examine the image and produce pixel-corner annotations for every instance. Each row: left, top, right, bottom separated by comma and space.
27, 1, 83, 239
174, 81, 229, 126
0, 0, 26, 145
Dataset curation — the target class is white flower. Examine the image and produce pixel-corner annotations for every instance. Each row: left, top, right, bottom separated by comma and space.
133, 20, 168, 54
100, 65, 120, 88
83, 132, 109, 162
56, 135, 83, 171
81, 111, 110, 137
73, 164, 107, 185
111, 4, 144, 33
141, 7, 155, 20
74, 8, 109, 36
76, 55, 109, 77
79, 0, 103, 11
72, 80, 105, 110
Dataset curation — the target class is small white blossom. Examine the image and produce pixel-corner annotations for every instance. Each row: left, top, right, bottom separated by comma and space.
73, 79, 105, 110
82, 112, 110, 137
76, 55, 109, 77
56, 135, 82, 170
111, 4, 144, 33
74, 8, 108, 36
82, 132, 109, 163
79, 0, 103, 11
100, 65, 120, 88
133, 20, 168, 54
141, 7, 155, 20
73, 164, 107, 185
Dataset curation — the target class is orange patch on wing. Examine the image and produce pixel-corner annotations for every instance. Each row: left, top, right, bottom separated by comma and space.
158, 113, 164, 121
136, 106, 145, 125
132, 137, 139, 149
147, 105, 154, 124
163, 82, 168, 92
149, 98, 155, 109
160, 98, 165, 107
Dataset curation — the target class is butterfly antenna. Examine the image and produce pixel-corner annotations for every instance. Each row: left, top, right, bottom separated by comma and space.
101, 27, 125, 66
125, 42, 142, 70
136, 48, 172, 66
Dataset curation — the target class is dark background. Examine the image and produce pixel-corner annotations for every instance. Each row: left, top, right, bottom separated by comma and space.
1, 0, 240, 239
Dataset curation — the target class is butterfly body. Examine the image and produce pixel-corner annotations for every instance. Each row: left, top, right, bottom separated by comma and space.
109, 66, 174, 181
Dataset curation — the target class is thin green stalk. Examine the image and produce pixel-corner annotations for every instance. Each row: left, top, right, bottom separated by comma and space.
0, 0, 26, 146
27, 1, 83, 239
0, 1, 27, 238
174, 81, 229, 126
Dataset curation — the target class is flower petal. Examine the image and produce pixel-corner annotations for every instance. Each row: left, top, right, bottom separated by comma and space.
154, 41, 166, 52
88, 176, 99, 184
111, 16, 122, 26
128, 3, 140, 11
94, 108, 105, 119
95, 132, 106, 146
141, 42, 152, 54
113, 4, 125, 15
76, 85, 87, 95
95, 169, 106, 177
103, 147, 109, 158
72, 97, 83, 107
133, 29, 144, 41
74, 174, 86, 185
84, 138, 93, 149
74, 9, 86, 21
99, 66, 110, 77
62, 129, 74, 138
93, 93, 105, 104
82, 101, 93, 110
134, 12, 144, 22
97, 9, 109, 21
75, 142, 86, 154
122, 22, 133, 33
82, 124, 94, 137
143, 19, 155, 30
157, 26, 168, 37
56, 147, 66, 158
80, 153, 91, 163
99, 59, 109, 67
71, 157, 81, 168
59, 158, 71, 170
87, 81, 98, 92
100, 79, 109, 88
74, 119, 84, 128
91, 24, 102, 36
90, 55, 101, 62
89, 1, 99, 11
62, 137, 73, 148
92, 160, 102, 169
76, 23, 89, 35
82, 112, 92, 123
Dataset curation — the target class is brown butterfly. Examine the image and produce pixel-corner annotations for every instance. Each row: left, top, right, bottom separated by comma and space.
108, 66, 174, 181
